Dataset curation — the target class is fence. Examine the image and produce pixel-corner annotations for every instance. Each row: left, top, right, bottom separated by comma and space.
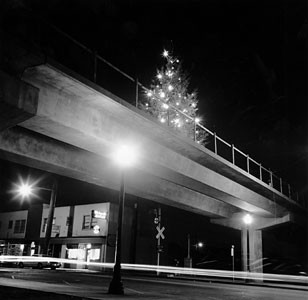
7, 10, 305, 208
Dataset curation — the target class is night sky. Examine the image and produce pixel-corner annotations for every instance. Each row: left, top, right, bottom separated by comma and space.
14, 0, 305, 195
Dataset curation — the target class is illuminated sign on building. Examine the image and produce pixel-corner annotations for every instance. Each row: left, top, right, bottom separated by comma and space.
91, 210, 107, 219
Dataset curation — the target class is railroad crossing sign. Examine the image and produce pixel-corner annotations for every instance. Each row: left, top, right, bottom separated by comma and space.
156, 226, 165, 239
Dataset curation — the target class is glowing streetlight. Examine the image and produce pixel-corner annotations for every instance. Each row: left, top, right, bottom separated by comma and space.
197, 242, 204, 248
243, 213, 253, 225
109, 144, 137, 295
17, 183, 34, 198
113, 145, 138, 168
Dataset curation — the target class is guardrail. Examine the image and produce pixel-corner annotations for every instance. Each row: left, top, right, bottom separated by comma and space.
5, 9, 305, 208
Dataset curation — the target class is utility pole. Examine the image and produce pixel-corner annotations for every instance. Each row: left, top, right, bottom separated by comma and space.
156, 207, 162, 268
43, 178, 58, 255
184, 234, 192, 268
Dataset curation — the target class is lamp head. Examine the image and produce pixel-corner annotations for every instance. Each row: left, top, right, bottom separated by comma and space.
197, 242, 204, 248
243, 213, 253, 225
113, 144, 138, 168
17, 183, 33, 198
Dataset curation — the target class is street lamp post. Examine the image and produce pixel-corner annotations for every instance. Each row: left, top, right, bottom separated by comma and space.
43, 179, 58, 255
184, 234, 192, 268
185, 234, 203, 268
242, 214, 253, 276
108, 144, 137, 295
16, 177, 58, 255
108, 171, 125, 295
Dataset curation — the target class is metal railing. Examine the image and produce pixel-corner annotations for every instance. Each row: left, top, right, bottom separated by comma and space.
8, 11, 305, 208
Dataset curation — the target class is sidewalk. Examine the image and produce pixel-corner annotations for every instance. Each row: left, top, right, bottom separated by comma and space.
0, 277, 157, 300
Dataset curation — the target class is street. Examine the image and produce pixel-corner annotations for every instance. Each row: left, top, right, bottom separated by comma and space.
0, 268, 307, 300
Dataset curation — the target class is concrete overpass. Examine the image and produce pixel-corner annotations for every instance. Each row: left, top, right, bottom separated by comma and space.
0, 38, 306, 274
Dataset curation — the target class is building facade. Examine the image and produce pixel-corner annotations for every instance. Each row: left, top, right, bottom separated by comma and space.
0, 202, 134, 267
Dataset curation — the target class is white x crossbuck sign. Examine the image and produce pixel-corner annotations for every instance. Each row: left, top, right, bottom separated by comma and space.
156, 226, 165, 239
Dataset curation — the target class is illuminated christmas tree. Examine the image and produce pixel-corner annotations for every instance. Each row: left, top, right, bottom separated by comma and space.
140, 49, 207, 144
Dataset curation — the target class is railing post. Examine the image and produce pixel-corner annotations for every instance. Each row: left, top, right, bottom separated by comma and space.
135, 78, 139, 108
288, 184, 291, 198
93, 50, 97, 83
259, 164, 262, 181
194, 121, 197, 142
296, 192, 299, 202
269, 171, 273, 187
214, 132, 217, 154
280, 178, 283, 193
246, 155, 250, 173
231, 144, 235, 164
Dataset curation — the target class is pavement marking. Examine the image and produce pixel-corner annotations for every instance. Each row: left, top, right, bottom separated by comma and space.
125, 287, 145, 295
62, 280, 71, 285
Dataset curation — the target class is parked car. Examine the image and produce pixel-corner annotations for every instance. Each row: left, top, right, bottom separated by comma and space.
0, 255, 19, 268
17, 254, 61, 270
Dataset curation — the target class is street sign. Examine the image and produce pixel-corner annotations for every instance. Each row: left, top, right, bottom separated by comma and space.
231, 245, 234, 257
156, 226, 165, 239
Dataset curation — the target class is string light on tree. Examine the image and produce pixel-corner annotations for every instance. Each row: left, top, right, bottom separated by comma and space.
140, 49, 207, 144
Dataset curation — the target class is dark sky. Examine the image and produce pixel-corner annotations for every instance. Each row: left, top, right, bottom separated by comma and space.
1, 0, 307, 196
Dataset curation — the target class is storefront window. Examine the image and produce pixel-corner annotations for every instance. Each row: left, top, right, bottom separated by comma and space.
89, 248, 100, 260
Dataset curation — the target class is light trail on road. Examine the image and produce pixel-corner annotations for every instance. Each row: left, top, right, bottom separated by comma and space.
1, 255, 307, 286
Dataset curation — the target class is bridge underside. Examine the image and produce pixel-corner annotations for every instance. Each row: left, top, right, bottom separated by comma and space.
0, 126, 235, 218
0, 61, 302, 222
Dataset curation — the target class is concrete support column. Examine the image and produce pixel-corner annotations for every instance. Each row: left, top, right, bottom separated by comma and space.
241, 228, 248, 272
241, 228, 263, 277
249, 229, 263, 274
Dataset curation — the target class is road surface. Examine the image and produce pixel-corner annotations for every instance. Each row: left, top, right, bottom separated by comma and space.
0, 268, 307, 300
